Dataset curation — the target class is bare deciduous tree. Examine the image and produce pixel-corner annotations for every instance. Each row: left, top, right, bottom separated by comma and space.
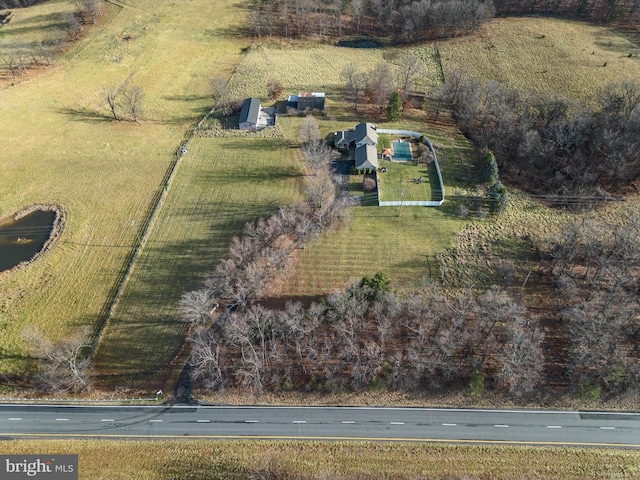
121, 85, 144, 121
299, 115, 321, 144
22, 325, 92, 393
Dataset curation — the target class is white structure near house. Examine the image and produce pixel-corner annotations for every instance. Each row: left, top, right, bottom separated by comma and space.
239, 98, 276, 131
334, 122, 379, 170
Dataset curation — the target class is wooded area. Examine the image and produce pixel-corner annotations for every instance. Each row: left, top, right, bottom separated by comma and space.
249, 0, 640, 44
440, 75, 640, 198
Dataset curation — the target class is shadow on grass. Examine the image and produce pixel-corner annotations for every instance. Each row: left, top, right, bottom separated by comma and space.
0, 12, 70, 37
56, 107, 114, 123
93, 202, 283, 376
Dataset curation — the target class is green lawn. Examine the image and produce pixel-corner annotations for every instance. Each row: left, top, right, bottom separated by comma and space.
92, 129, 305, 379
378, 161, 435, 202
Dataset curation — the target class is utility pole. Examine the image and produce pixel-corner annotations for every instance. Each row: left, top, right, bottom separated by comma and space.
398, 186, 405, 217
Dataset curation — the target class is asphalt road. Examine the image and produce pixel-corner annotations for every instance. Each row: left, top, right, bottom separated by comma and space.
1, 405, 639, 448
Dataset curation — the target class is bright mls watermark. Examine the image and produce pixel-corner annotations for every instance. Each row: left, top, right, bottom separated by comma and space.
1, 455, 78, 479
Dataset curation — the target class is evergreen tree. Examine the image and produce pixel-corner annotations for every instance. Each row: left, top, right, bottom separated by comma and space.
387, 91, 402, 120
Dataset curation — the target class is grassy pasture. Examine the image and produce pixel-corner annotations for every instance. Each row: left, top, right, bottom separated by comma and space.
440, 16, 640, 101
0, 0, 248, 376
225, 42, 442, 107
2, 439, 638, 479
92, 132, 305, 378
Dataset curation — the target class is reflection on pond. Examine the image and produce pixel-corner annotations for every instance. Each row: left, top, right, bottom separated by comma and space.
0, 209, 58, 273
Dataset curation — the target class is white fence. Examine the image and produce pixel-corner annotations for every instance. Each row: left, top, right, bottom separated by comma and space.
376, 129, 445, 207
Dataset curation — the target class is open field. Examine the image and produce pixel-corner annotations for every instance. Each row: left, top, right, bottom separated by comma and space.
0, 0, 248, 376
2, 439, 639, 479
92, 130, 305, 379
440, 16, 640, 101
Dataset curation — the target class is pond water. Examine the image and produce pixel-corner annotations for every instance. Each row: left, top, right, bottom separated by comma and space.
0, 210, 57, 273
336, 39, 383, 48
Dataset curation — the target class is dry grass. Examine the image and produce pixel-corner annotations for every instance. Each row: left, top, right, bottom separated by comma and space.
0, 439, 638, 479
0, 0, 247, 376
440, 16, 640, 101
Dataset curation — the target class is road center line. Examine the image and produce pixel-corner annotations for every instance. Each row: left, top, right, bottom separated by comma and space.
8, 418, 22, 421
196, 420, 210, 423
56, 419, 69, 421
600, 426, 616, 430
292, 420, 306, 424
390, 422, 405, 425
547, 425, 562, 429
442, 423, 457, 426
101, 419, 115, 422
149, 420, 163, 423
245, 420, 258, 423
342, 421, 356, 424
494, 424, 509, 428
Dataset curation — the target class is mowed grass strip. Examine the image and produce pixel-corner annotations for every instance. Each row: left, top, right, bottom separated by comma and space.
0, 0, 248, 376
440, 16, 640, 101
92, 135, 305, 377
2, 439, 638, 480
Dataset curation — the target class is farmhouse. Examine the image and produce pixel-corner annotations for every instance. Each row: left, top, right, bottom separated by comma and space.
287, 92, 326, 112
239, 98, 276, 131
334, 122, 379, 170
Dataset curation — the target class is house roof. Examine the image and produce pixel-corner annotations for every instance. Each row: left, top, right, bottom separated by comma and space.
239, 97, 261, 124
355, 144, 379, 170
335, 129, 355, 147
355, 122, 377, 145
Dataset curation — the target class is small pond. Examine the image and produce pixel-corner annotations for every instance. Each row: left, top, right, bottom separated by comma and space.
0, 209, 58, 273
336, 39, 383, 48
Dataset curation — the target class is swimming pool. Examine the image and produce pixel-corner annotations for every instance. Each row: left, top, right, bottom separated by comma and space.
392, 141, 412, 161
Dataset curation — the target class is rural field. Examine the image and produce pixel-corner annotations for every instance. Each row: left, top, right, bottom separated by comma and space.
1, 0, 640, 393
92, 129, 306, 379
0, 0, 248, 378
440, 16, 640, 101
2, 439, 639, 479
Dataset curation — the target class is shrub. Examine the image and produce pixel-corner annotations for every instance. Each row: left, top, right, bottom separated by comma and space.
363, 177, 377, 191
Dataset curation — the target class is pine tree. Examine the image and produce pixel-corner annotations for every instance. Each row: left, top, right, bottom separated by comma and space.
387, 91, 402, 120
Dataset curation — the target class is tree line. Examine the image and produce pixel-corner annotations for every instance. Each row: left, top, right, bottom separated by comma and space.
1, 1, 104, 80
250, 0, 495, 43
548, 208, 640, 396
190, 281, 545, 398
439, 74, 640, 197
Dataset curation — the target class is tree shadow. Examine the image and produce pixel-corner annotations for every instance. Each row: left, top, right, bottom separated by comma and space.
56, 107, 114, 123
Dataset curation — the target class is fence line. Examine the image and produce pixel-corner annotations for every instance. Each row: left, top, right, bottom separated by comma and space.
377, 129, 445, 207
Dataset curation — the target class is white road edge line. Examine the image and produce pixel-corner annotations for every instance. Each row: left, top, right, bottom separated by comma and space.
494, 424, 509, 428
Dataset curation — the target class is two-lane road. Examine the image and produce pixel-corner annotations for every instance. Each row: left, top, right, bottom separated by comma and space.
1, 405, 639, 447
